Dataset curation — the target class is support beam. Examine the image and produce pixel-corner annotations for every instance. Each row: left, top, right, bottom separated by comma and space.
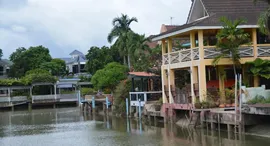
168, 69, 175, 104
54, 84, 57, 101
190, 31, 196, 48
161, 66, 168, 103
191, 66, 198, 104
254, 76, 259, 87
167, 38, 173, 53
198, 30, 207, 101
162, 39, 166, 54
252, 28, 258, 58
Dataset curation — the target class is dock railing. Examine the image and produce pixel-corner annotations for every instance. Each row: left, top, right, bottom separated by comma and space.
129, 91, 162, 107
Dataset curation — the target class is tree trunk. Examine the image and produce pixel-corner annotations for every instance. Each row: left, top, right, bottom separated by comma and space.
127, 55, 131, 70
123, 56, 127, 65
233, 64, 237, 77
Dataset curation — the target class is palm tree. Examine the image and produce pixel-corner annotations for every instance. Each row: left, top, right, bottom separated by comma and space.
254, 0, 270, 34
126, 32, 151, 71
107, 14, 138, 69
213, 17, 250, 75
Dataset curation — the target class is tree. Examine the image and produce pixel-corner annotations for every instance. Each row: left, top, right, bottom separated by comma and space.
9, 47, 26, 62
107, 14, 138, 68
8, 46, 52, 78
213, 17, 250, 75
91, 62, 128, 90
254, 0, 270, 34
40, 59, 66, 76
86, 46, 121, 74
0, 48, 3, 60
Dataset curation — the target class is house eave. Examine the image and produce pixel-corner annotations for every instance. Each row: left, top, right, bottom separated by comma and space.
152, 25, 259, 42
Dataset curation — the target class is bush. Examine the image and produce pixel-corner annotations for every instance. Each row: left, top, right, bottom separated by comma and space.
81, 88, 97, 96
0, 79, 28, 86
113, 80, 131, 115
247, 95, 270, 104
23, 73, 57, 84
91, 62, 128, 90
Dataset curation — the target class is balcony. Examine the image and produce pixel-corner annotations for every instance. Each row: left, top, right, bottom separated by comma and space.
162, 45, 270, 66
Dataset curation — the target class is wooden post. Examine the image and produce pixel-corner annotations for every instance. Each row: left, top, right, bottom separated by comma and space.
254, 76, 259, 87
126, 98, 129, 117
218, 66, 225, 102
54, 84, 57, 101
8, 88, 11, 103
252, 28, 258, 58
161, 66, 168, 103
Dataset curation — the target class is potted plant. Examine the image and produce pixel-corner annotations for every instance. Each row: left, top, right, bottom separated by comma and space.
194, 98, 201, 109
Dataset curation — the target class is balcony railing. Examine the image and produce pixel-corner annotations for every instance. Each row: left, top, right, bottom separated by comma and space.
162, 45, 270, 65
163, 47, 199, 65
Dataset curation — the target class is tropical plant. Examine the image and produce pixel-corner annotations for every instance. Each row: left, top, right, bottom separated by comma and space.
40, 59, 66, 76
113, 80, 131, 115
107, 14, 138, 68
213, 17, 250, 75
254, 0, 270, 34
91, 62, 129, 90
245, 58, 270, 80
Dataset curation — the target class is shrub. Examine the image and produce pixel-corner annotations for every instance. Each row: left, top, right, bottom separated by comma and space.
113, 80, 131, 115
0, 79, 28, 86
247, 95, 268, 104
80, 88, 97, 96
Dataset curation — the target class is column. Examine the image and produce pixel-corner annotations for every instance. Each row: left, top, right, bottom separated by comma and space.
198, 30, 207, 101
54, 84, 57, 101
162, 39, 166, 54
169, 69, 175, 104
191, 66, 198, 104
161, 66, 168, 103
167, 38, 173, 103
252, 28, 258, 58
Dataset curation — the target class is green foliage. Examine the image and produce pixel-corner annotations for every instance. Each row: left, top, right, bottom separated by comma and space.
86, 46, 121, 74
113, 80, 131, 114
247, 95, 270, 104
213, 17, 250, 75
26, 69, 51, 76
79, 75, 91, 82
9, 46, 52, 78
91, 62, 128, 90
108, 14, 138, 66
246, 58, 270, 79
0, 48, 2, 59
40, 59, 66, 76
60, 90, 76, 94
23, 69, 56, 84
0, 79, 28, 86
80, 88, 97, 96
23, 73, 57, 84
11, 90, 29, 97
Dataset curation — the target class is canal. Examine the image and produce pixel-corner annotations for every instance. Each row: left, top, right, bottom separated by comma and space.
0, 107, 270, 146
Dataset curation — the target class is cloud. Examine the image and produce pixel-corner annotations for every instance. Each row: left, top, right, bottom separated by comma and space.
0, 0, 191, 58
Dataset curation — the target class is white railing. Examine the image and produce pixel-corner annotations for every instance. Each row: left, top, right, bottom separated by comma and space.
129, 91, 162, 107
11, 96, 27, 102
258, 45, 270, 57
32, 95, 56, 102
0, 97, 10, 102
204, 46, 254, 59
163, 48, 199, 65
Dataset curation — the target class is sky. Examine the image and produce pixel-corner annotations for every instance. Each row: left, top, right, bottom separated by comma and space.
0, 0, 191, 59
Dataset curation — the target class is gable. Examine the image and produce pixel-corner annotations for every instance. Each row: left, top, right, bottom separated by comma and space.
187, 0, 208, 24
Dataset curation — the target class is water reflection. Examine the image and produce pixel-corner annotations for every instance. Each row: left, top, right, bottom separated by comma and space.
0, 108, 270, 146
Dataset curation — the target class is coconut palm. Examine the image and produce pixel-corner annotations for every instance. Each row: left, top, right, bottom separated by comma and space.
126, 32, 151, 71
213, 17, 250, 75
107, 14, 138, 69
254, 0, 270, 34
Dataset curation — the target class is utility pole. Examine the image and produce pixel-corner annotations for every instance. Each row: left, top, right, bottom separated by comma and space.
170, 17, 174, 25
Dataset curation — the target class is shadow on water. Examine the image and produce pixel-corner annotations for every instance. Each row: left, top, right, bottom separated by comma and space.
1, 107, 270, 146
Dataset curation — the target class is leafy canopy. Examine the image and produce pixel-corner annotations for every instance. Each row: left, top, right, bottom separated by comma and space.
9, 46, 52, 77
40, 58, 66, 76
91, 62, 128, 90
86, 46, 121, 74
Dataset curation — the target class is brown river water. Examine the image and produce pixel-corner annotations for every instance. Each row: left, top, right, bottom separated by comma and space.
0, 107, 270, 146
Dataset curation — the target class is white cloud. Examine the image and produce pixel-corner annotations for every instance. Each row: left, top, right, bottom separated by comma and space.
0, 0, 191, 58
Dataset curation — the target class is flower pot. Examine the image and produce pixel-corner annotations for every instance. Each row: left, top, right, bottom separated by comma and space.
219, 104, 225, 108
225, 104, 231, 107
